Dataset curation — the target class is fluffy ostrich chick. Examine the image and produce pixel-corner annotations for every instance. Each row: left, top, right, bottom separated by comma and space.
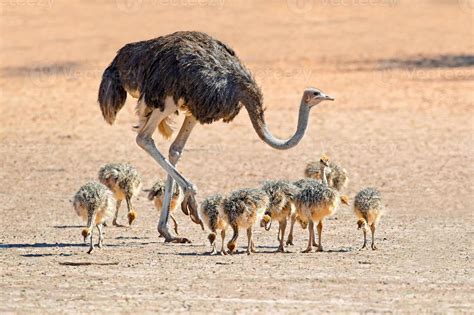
304, 159, 349, 192
285, 178, 321, 246
354, 188, 383, 250
73, 181, 115, 254
200, 194, 228, 255
260, 180, 298, 252
148, 179, 183, 235
296, 156, 349, 253
223, 188, 269, 255
98, 163, 142, 226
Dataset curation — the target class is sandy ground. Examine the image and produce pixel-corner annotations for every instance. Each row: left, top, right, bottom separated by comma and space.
0, 0, 473, 313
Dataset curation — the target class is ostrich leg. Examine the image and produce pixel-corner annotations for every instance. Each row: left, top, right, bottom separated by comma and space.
136, 107, 198, 204
159, 115, 198, 243
136, 106, 202, 242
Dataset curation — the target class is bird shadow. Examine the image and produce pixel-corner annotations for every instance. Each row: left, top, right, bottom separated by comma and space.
0, 243, 86, 249
53, 225, 83, 229
324, 247, 355, 253
21, 253, 75, 257
115, 236, 148, 240
59, 261, 119, 266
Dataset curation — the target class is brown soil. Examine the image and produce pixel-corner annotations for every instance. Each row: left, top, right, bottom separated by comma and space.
1, 1, 473, 313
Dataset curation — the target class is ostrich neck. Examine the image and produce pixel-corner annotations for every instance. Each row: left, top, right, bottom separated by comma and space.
259, 101, 311, 150
321, 165, 329, 186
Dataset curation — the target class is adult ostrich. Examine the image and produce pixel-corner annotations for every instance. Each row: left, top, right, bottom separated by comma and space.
98, 31, 334, 243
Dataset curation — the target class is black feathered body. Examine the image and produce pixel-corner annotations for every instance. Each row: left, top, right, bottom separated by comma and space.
99, 31, 263, 126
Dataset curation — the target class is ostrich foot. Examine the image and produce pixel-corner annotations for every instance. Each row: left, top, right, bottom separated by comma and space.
182, 192, 204, 230
158, 224, 191, 243
371, 244, 378, 250
302, 247, 312, 253
316, 246, 324, 252
276, 246, 286, 253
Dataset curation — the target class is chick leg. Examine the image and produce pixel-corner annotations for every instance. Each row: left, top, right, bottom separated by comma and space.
277, 218, 287, 253
247, 227, 253, 255
361, 229, 367, 250
112, 199, 123, 227
302, 220, 314, 253
312, 223, 318, 247
85, 213, 96, 254
87, 228, 94, 254
97, 224, 104, 248
220, 229, 227, 255
227, 225, 239, 254
316, 220, 324, 252
370, 223, 377, 250
286, 213, 296, 246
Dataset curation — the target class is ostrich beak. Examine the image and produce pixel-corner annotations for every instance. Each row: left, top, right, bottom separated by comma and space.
323, 94, 335, 101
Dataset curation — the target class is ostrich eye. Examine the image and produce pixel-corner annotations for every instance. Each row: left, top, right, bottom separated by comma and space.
313, 92, 319, 96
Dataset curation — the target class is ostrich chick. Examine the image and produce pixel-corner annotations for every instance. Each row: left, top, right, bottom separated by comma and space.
200, 194, 228, 255
297, 156, 349, 253
148, 179, 183, 235
285, 178, 320, 246
260, 180, 298, 252
98, 163, 142, 226
304, 159, 349, 191
73, 181, 115, 254
354, 188, 383, 250
223, 188, 269, 255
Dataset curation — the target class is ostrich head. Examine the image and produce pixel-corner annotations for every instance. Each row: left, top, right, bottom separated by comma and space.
128, 210, 137, 225
303, 88, 334, 107
298, 217, 308, 230
319, 154, 330, 167
340, 195, 350, 205
259, 214, 272, 231
357, 218, 368, 231
81, 228, 91, 242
